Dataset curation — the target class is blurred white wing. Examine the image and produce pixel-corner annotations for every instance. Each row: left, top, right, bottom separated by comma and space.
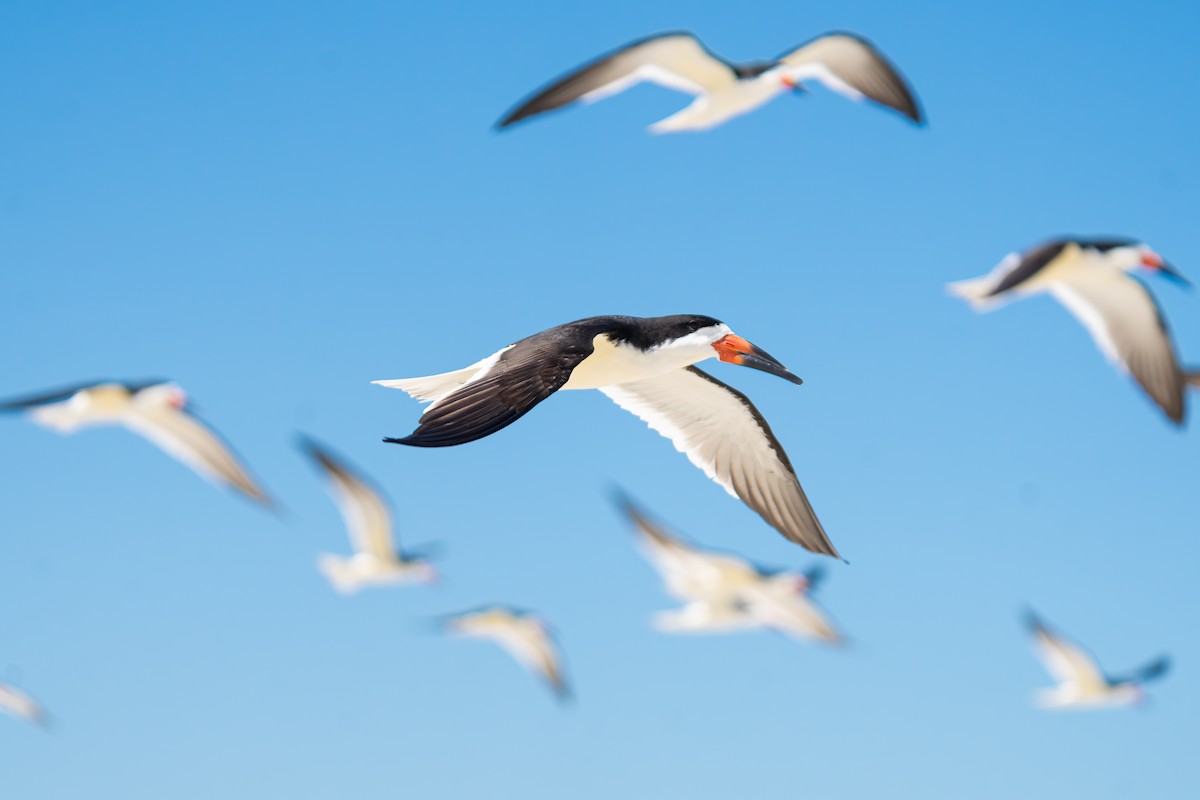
780, 33, 922, 122
1029, 616, 1106, 692
1050, 269, 1185, 423
122, 401, 269, 505
302, 440, 395, 558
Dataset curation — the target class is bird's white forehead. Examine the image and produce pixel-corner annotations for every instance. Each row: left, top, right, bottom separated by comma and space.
648, 323, 732, 351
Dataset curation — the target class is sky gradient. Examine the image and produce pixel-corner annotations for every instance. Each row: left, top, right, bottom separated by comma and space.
1, 1, 1197, 798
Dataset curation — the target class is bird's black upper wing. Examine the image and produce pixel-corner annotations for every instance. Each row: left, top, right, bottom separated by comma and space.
385, 327, 603, 447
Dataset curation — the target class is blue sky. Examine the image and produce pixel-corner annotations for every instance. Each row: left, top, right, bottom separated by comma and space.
1, 1, 1197, 797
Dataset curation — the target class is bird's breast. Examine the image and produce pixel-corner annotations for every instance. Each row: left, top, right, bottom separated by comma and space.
561, 335, 708, 390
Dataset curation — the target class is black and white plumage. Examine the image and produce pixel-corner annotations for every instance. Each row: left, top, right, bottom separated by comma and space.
497, 30, 923, 133
442, 606, 570, 702
0, 380, 271, 505
1025, 610, 1169, 710
616, 493, 841, 642
949, 238, 1198, 424
298, 436, 438, 594
374, 315, 839, 558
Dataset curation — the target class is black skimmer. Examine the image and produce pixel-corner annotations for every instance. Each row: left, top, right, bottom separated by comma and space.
298, 436, 438, 594
0, 379, 272, 506
0, 681, 50, 729
497, 30, 923, 133
1025, 609, 1169, 710
949, 238, 1198, 424
441, 606, 570, 702
617, 493, 841, 642
374, 314, 839, 558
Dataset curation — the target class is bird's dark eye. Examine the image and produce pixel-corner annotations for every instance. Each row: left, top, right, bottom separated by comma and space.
688, 320, 703, 332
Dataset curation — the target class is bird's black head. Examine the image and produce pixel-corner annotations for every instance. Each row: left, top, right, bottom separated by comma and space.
618, 314, 725, 350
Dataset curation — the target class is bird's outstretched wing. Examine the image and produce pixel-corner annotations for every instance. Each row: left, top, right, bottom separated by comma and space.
779, 33, 923, 123
299, 436, 395, 558
385, 338, 595, 447
601, 366, 838, 558
1049, 269, 1186, 423
1026, 610, 1106, 692
497, 32, 738, 128
124, 402, 271, 505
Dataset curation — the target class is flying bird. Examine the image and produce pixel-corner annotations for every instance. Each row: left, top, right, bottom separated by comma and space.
949, 238, 1198, 424
0, 380, 271, 505
298, 436, 438, 594
496, 30, 923, 133
375, 315, 838, 558
442, 606, 570, 702
617, 492, 841, 642
0, 682, 50, 729
1025, 609, 1169, 710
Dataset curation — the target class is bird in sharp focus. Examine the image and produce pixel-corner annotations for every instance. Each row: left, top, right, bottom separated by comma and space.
374, 314, 839, 558
298, 435, 439, 594
1025, 609, 1169, 710
0, 380, 272, 505
441, 606, 570, 702
949, 237, 1198, 424
496, 30, 923, 133
616, 491, 841, 643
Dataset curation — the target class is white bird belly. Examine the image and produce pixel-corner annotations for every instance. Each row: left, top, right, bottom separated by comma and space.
561, 335, 713, 390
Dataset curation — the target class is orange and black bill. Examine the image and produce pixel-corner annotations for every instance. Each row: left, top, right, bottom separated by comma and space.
712, 335, 803, 385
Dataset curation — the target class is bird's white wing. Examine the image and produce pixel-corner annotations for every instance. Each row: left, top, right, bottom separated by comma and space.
779, 33, 922, 122
122, 404, 270, 505
301, 440, 395, 558
601, 367, 838, 557
454, 613, 568, 699
498, 33, 738, 127
1028, 616, 1106, 692
741, 581, 840, 642
1050, 269, 1185, 423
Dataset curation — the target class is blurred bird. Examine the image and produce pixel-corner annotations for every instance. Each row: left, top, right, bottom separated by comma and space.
1025, 609, 1170, 710
0, 682, 50, 729
497, 30, 923, 133
441, 606, 570, 702
0, 380, 271, 505
298, 435, 438, 593
376, 314, 838, 558
949, 237, 1198, 424
617, 492, 842, 643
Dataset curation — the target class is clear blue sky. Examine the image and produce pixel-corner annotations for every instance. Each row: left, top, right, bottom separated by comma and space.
1, 1, 1197, 797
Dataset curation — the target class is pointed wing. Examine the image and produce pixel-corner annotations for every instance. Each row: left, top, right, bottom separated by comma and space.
802, 564, 826, 594
779, 33, 922, 122
0, 684, 47, 727
0, 380, 105, 411
1111, 655, 1170, 687
743, 581, 841, 642
1026, 611, 1107, 692
384, 337, 596, 447
498, 32, 738, 128
122, 403, 270, 505
601, 367, 838, 558
1049, 269, 1186, 423
450, 611, 570, 701
299, 437, 395, 557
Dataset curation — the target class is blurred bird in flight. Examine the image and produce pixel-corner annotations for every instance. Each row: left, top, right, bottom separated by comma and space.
0, 380, 272, 505
0, 681, 50, 729
441, 606, 570, 702
949, 237, 1198, 424
1025, 609, 1169, 710
497, 30, 923, 133
616, 492, 842, 643
298, 435, 439, 593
